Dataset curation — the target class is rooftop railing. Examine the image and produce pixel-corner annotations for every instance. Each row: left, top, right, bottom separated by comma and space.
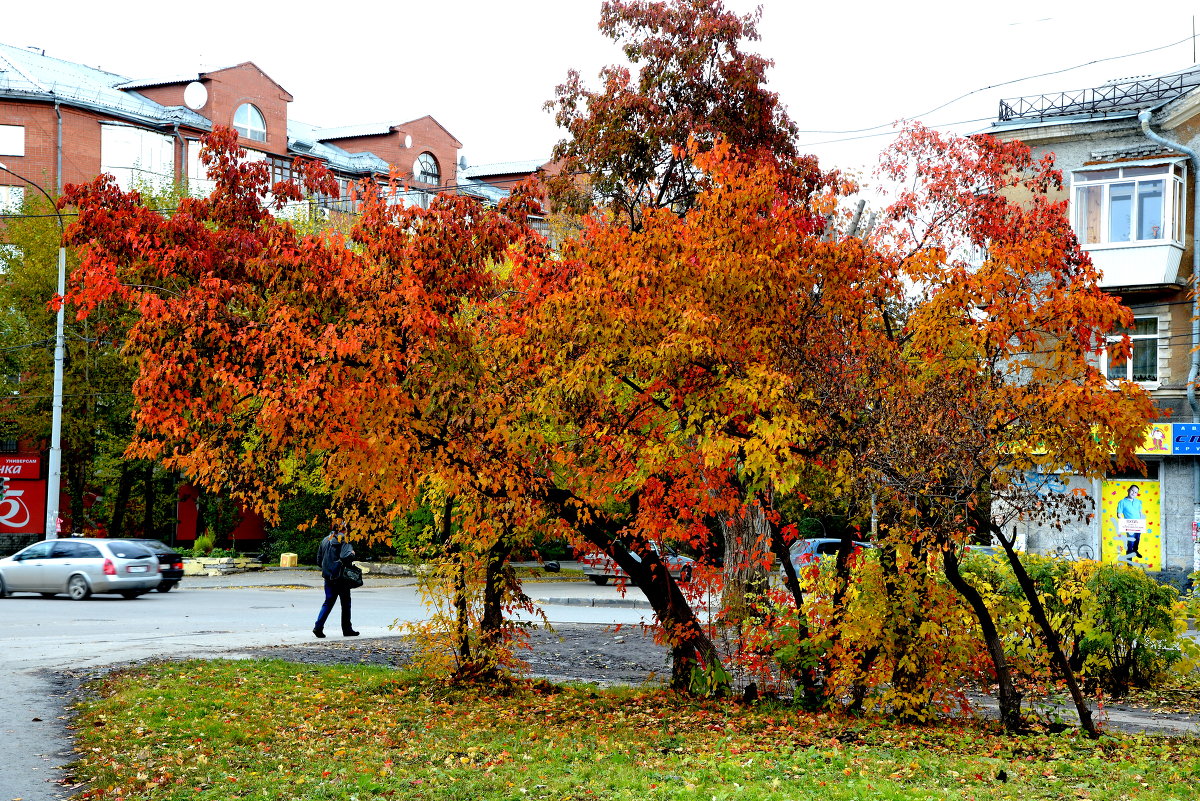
998, 68, 1200, 122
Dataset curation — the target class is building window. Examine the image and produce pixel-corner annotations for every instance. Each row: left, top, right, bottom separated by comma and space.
0, 125, 24, 157
268, 156, 296, 184
233, 104, 267, 142
100, 125, 175, 192
0, 185, 23, 213
1073, 163, 1184, 246
1102, 317, 1159, 383
414, 152, 439, 185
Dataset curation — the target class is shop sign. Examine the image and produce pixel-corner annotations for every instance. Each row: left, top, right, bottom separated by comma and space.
1172, 423, 1200, 455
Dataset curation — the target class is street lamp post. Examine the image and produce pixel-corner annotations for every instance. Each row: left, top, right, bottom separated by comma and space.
0, 162, 66, 540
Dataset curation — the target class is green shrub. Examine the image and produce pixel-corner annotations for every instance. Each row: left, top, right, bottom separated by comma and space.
193, 531, 216, 555
960, 551, 1195, 696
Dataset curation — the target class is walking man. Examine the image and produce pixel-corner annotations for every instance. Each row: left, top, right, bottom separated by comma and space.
314, 529, 359, 638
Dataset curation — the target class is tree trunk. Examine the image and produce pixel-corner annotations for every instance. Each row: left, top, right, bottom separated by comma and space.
480, 541, 511, 638
440, 496, 472, 667
142, 462, 157, 538
768, 516, 821, 700
542, 484, 727, 693
716, 494, 772, 622
877, 541, 932, 720
985, 516, 1099, 738
943, 547, 1024, 733
107, 463, 136, 538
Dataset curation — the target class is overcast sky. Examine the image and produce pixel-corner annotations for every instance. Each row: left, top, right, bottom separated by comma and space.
5, 0, 1200, 180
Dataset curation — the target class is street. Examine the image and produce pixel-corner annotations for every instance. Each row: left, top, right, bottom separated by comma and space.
0, 570, 656, 801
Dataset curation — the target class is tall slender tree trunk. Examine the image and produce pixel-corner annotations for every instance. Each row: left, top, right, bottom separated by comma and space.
479, 538, 514, 659
983, 516, 1099, 738
439, 495, 472, 667
943, 547, 1024, 732
768, 516, 821, 701
877, 541, 933, 720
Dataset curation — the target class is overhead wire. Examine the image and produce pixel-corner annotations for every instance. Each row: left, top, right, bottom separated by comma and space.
793, 32, 1199, 148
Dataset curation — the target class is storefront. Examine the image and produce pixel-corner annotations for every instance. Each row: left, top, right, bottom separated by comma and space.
1015, 422, 1199, 573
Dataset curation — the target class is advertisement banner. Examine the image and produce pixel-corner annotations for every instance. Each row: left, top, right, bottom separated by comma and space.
0, 455, 41, 480
0, 478, 46, 535
1138, 423, 1172, 456
1100, 479, 1161, 571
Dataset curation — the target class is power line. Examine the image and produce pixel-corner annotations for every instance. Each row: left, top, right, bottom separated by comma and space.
793, 32, 1198, 140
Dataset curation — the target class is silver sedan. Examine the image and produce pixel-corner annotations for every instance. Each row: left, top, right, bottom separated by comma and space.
0, 538, 161, 599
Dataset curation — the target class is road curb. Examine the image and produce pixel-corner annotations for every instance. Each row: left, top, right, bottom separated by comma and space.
535, 596, 652, 609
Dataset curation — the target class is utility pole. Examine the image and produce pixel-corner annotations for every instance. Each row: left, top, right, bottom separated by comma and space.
0, 162, 65, 539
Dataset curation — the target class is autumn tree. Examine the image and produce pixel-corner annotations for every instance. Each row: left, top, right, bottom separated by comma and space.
548, 0, 835, 625
62, 128, 580, 678
548, 0, 815, 230
0, 185, 180, 536
847, 124, 1155, 734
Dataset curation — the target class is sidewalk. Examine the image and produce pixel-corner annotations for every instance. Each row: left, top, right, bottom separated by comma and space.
180, 564, 418, 589
183, 563, 656, 608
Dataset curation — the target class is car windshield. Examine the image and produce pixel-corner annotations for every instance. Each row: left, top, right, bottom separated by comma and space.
107, 542, 153, 559
135, 540, 172, 554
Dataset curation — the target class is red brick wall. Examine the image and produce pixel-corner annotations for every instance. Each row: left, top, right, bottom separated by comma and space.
188, 64, 292, 158
326, 115, 460, 188
0, 100, 203, 192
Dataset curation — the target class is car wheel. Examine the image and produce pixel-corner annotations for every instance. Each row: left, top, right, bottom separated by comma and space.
67, 575, 92, 601
0, 576, 7, 598
156, 581, 175, 593
120, 590, 142, 600
589, 575, 609, 586
679, 566, 693, 584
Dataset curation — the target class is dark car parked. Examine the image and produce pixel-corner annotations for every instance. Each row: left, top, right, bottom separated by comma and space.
128, 539, 185, 592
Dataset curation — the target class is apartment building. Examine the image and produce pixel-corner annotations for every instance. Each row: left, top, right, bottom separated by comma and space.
989, 66, 1200, 577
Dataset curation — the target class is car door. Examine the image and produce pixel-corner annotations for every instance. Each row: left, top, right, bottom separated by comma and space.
48, 540, 104, 591
6, 540, 54, 591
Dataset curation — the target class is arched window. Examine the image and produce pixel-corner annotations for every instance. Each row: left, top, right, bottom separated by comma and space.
233, 103, 267, 142
414, 152, 439, 185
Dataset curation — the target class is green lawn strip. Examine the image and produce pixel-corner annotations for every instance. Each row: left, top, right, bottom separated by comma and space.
71, 660, 1200, 801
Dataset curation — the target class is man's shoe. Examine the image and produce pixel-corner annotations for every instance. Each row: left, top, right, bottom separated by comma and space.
313, 628, 326, 639
343, 629, 360, 637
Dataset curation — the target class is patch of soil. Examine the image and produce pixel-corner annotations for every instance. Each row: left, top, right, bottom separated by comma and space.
223, 623, 673, 686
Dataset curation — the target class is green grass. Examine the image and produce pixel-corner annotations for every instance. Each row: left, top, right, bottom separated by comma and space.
71, 660, 1200, 800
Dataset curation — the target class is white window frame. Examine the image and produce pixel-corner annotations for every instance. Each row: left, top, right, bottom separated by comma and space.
233, 104, 267, 143
1071, 160, 1185, 248
0, 125, 24, 157
1101, 316, 1160, 387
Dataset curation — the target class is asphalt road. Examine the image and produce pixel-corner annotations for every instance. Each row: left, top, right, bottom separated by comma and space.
0, 570, 654, 801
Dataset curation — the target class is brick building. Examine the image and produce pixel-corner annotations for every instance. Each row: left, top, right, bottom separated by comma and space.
0, 42, 467, 548
0, 42, 461, 211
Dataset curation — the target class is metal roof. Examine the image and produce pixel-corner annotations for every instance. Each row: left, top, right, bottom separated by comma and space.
310, 123, 398, 141
0, 42, 210, 129
288, 119, 390, 175
456, 177, 510, 205
1, 42, 418, 178
116, 74, 200, 90
461, 159, 548, 179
